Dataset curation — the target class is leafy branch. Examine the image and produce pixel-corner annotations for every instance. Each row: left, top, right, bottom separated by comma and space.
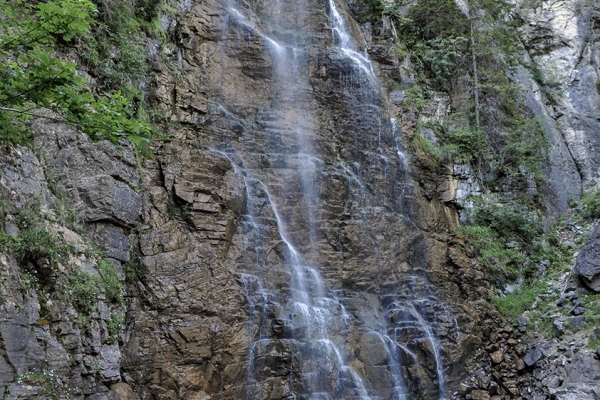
0, 0, 154, 146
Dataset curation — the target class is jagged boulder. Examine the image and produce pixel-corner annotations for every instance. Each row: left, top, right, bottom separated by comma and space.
550, 352, 600, 399
574, 224, 600, 292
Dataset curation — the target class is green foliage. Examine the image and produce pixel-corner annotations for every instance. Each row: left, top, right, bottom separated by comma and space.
492, 280, 548, 320
0, 199, 72, 263
391, 0, 469, 43
19, 271, 38, 292
460, 201, 566, 281
123, 248, 143, 284
97, 259, 124, 304
413, 36, 468, 90
387, 0, 548, 181
410, 131, 458, 164
596, 79, 600, 95
580, 189, 600, 219
421, 119, 486, 162
80, 32, 149, 94
84, 244, 104, 259
16, 370, 59, 399
403, 85, 427, 112
0, 0, 154, 146
472, 202, 542, 242
106, 312, 125, 341
498, 116, 549, 181
68, 269, 100, 315
68, 258, 124, 316
461, 224, 525, 280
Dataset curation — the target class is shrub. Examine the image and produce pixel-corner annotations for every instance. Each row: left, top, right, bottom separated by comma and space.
472, 202, 542, 242
97, 259, 124, 305
492, 280, 548, 320
0, 0, 154, 147
68, 269, 100, 315
581, 189, 600, 219
106, 312, 125, 341
68, 258, 124, 316
6, 199, 72, 263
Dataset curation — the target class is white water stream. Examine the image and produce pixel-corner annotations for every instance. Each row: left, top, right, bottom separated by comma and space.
212, 0, 458, 398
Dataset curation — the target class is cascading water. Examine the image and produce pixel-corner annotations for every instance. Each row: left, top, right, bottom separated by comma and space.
205, 0, 461, 398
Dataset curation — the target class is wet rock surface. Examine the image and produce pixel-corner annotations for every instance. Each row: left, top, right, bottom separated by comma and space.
1, 0, 600, 398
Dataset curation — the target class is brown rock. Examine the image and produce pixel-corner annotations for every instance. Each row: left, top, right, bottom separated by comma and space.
490, 350, 504, 364
470, 389, 491, 400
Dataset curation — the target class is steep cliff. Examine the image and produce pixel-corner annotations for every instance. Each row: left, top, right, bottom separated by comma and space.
1, 0, 600, 399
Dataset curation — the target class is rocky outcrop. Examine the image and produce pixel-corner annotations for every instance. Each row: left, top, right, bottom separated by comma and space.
575, 223, 600, 291
518, 0, 600, 192
0, 123, 140, 398
121, 144, 249, 399
1, 0, 600, 398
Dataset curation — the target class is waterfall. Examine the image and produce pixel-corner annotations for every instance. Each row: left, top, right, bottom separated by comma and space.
208, 0, 460, 398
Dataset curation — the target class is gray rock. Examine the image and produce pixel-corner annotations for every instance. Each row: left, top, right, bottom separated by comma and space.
78, 175, 141, 227
524, 348, 544, 366
518, 315, 530, 326
557, 297, 568, 307
389, 91, 405, 105
541, 375, 561, 389
569, 316, 585, 329
106, 382, 140, 400
574, 224, 600, 292
553, 320, 565, 337
571, 307, 587, 316
98, 344, 121, 383
91, 223, 130, 262
566, 291, 579, 300
551, 352, 600, 399
549, 384, 600, 400
0, 147, 52, 210
0, 355, 13, 395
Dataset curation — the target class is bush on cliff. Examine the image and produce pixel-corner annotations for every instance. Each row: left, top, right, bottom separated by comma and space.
0, 0, 153, 146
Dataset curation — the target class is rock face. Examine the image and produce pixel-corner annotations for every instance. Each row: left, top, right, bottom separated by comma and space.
1, 0, 600, 398
517, 0, 600, 191
0, 123, 140, 398
575, 223, 600, 291
123, 0, 480, 398
121, 144, 249, 399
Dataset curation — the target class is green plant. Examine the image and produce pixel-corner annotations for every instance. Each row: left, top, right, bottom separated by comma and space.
492, 280, 548, 320
68, 269, 100, 315
403, 85, 427, 112
167, 202, 190, 218
472, 202, 542, 242
84, 244, 104, 259
68, 258, 124, 316
123, 248, 143, 283
420, 119, 487, 162
461, 224, 525, 279
1, 199, 72, 263
19, 271, 38, 292
97, 259, 124, 304
580, 189, 600, 219
17, 370, 58, 399
390, 0, 549, 187
461, 200, 558, 281
106, 312, 125, 341
0, 0, 154, 146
